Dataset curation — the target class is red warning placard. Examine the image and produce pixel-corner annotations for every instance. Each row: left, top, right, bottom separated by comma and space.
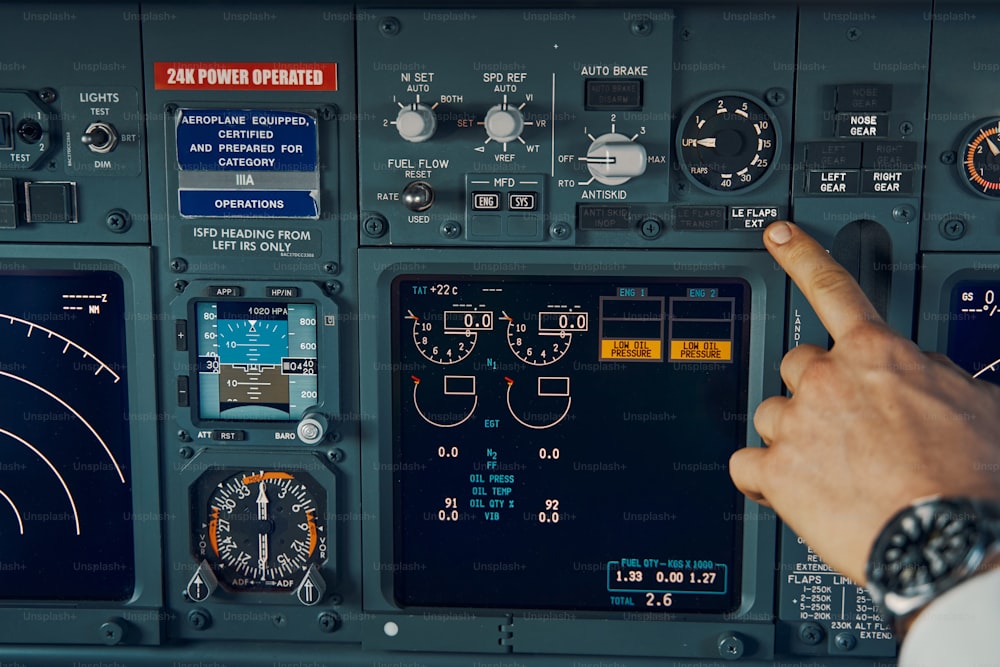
154, 62, 337, 91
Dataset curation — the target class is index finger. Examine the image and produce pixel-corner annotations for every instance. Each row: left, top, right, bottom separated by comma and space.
763, 221, 884, 342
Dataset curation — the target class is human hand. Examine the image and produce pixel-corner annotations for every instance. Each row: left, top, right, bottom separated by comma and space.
729, 221, 1000, 584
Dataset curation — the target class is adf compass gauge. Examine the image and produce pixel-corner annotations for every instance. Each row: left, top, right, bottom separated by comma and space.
189, 469, 328, 604
960, 118, 1000, 197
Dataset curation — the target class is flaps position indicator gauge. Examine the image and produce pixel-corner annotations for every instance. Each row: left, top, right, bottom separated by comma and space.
677, 92, 780, 193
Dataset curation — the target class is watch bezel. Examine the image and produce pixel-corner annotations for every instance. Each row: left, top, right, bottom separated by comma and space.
866, 496, 999, 626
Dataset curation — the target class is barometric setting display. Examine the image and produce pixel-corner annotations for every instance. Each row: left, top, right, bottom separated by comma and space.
196, 301, 319, 421
391, 276, 750, 613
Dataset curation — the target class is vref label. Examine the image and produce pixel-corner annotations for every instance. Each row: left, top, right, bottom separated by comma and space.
175, 109, 320, 219
154, 62, 336, 91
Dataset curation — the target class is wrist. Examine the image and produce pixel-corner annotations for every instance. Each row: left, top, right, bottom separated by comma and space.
892, 550, 1000, 639
865, 496, 1000, 642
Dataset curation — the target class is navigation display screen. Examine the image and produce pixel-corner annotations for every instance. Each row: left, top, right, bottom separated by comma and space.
196, 301, 318, 420
391, 276, 751, 613
948, 281, 1000, 384
0, 271, 134, 600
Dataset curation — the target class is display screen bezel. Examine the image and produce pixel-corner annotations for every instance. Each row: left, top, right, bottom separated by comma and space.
190, 299, 321, 423
388, 273, 752, 614
359, 248, 785, 646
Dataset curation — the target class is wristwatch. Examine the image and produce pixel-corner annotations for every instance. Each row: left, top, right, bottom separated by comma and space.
865, 496, 1000, 639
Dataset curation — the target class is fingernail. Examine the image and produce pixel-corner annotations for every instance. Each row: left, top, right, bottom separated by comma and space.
767, 221, 792, 245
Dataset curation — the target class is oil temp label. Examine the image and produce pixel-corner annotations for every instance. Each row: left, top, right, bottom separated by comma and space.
175, 109, 320, 219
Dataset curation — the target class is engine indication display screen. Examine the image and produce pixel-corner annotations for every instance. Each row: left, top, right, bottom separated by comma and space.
0, 271, 134, 600
392, 276, 751, 613
196, 301, 318, 421
948, 281, 1000, 384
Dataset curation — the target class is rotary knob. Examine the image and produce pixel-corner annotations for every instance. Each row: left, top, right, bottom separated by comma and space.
483, 103, 525, 144
296, 411, 329, 445
395, 103, 437, 143
586, 133, 648, 186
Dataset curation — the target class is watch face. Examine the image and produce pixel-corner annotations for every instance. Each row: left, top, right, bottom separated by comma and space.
874, 499, 981, 594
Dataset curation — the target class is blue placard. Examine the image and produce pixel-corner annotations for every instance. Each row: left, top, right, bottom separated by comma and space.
179, 190, 319, 218
176, 109, 318, 171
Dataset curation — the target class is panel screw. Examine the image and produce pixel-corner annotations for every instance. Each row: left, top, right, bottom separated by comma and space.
329, 448, 345, 463
179, 447, 194, 460
440, 220, 461, 239
940, 217, 967, 240
328, 431, 343, 443
680, 27, 692, 40
847, 27, 861, 41
323, 261, 340, 275
899, 121, 914, 136
639, 218, 662, 239
834, 632, 857, 651
892, 204, 916, 223
272, 614, 287, 628
550, 221, 572, 240
38, 88, 57, 104
798, 622, 824, 645
940, 151, 957, 165
165, 104, 178, 115
328, 593, 344, 606
170, 257, 188, 273
765, 88, 788, 107
178, 431, 192, 444
173, 280, 188, 293
105, 209, 131, 233
379, 16, 401, 36
321, 106, 337, 121
100, 620, 125, 645
630, 18, 653, 37
187, 609, 210, 631
324, 280, 342, 295
318, 611, 341, 633
717, 633, 744, 660
363, 215, 387, 238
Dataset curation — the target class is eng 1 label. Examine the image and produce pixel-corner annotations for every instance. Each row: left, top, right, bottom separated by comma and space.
175, 108, 321, 219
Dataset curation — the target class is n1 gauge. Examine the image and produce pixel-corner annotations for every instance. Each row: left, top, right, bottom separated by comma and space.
677, 92, 779, 194
960, 118, 1000, 197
